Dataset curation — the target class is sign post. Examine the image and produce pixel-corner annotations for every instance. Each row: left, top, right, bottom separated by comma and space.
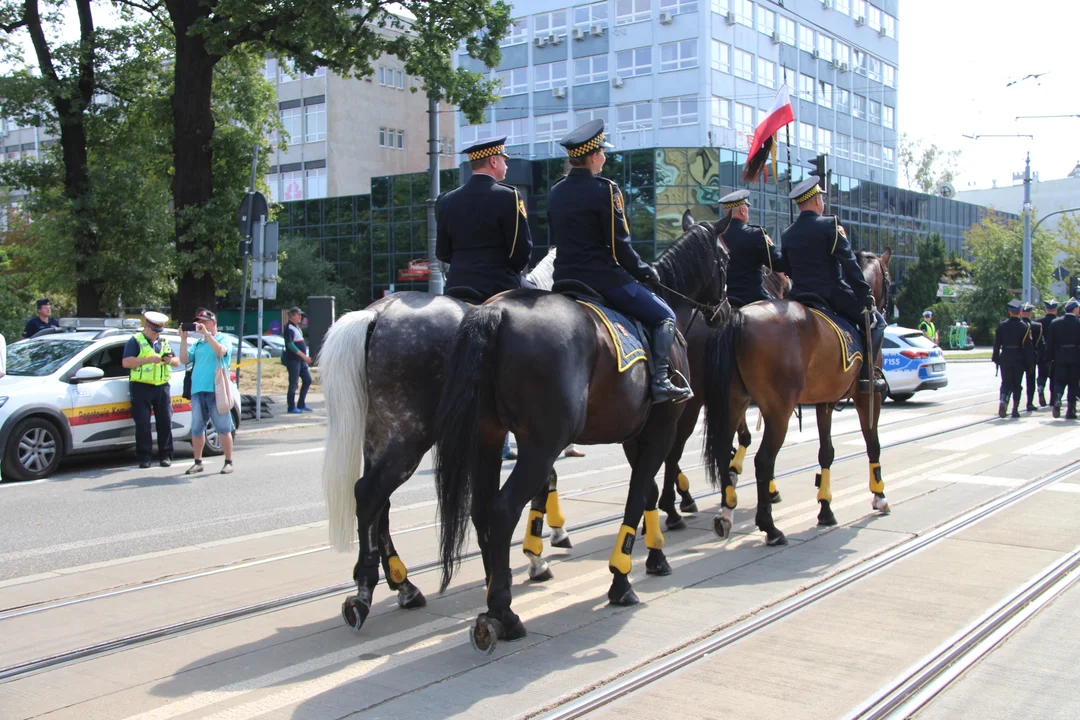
249, 219, 279, 421
236, 189, 268, 385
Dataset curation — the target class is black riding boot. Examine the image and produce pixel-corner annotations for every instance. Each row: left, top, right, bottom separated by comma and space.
859, 311, 888, 394
649, 319, 692, 404
1052, 391, 1063, 418
999, 391, 1009, 419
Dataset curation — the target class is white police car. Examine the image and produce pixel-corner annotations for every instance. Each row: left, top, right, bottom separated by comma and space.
881, 324, 948, 402
0, 321, 240, 482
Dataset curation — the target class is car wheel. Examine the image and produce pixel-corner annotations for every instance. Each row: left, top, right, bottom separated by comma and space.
2, 417, 64, 482
890, 393, 914, 403
202, 420, 224, 456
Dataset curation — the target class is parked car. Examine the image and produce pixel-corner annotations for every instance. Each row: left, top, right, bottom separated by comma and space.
218, 333, 271, 360
881, 325, 949, 402
0, 329, 241, 482
242, 334, 285, 359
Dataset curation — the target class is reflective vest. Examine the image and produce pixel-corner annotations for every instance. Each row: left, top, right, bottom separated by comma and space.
919, 320, 936, 340
130, 333, 172, 386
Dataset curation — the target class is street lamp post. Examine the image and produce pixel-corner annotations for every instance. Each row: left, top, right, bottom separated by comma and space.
1022, 152, 1033, 304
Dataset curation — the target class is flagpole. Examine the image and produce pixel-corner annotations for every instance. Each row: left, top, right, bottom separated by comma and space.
782, 72, 794, 226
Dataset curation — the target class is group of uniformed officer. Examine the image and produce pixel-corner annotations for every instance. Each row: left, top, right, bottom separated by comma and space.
436, 120, 887, 404
994, 297, 1080, 419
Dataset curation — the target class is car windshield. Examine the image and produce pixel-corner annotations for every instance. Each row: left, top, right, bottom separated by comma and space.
5, 339, 93, 376
901, 332, 937, 350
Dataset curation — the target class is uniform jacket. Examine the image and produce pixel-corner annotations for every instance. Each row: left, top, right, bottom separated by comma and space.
1037, 314, 1057, 361
992, 316, 1032, 368
549, 168, 652, 291
436, 173, 532, 300
780, 210, 871, 317
723, 218, 786, 305
1047, 314, 1080, 365
1024, 318, 1043, 367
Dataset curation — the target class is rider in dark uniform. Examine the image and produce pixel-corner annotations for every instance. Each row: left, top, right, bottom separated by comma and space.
780, 176, 886, 393
436, 137, 532, 301
992, 299, 1031, 419
1020, 302, 1040, 412
548, 119, 691, 404
1048, 298, 1080, 419
717, 189, 787, 307
1036, 299, 1060, 406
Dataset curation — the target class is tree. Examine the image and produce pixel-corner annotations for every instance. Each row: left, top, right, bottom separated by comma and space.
895, 234, 947, 328
942, 251, 973, 284
274, 237, 353, 311
1055, 212, 1080, 296
898, 133, 961, 194
116, 0, 511, 320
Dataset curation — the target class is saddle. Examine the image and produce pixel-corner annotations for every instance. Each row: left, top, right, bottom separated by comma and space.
793, 294, 865, 372
444, 286, 487, 304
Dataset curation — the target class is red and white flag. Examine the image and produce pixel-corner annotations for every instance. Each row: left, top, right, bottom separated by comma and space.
742, 85, 795, 183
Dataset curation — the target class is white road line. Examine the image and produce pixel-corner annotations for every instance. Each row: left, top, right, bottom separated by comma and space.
266, 447, 324, 457
927, 424, 1020, 452
1014, 429, 1080, 456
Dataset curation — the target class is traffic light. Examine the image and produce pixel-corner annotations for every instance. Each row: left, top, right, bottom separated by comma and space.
809, 153, 829, 188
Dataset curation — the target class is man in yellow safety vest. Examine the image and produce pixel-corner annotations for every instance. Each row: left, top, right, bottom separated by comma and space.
122, 311, 180, 468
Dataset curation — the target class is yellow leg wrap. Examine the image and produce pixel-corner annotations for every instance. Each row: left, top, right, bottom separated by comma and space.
730, 445, 748, 475
724, 485, 738, 509
609, 524, 636, 575
643, 509, 665, 550
677, 472, 690, 492
869, 463, 885, 494
522, 510, 544, 556
387, 555, 408, 585
545, 490, 566, 529
768, 479, 777, 495
816, 469, 832, 503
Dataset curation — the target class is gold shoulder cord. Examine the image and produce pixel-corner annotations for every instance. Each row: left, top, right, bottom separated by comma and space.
831, 216, 840, 254
608, 183, 617, 260
510, 187, 520, 258
763, 230, 773, 273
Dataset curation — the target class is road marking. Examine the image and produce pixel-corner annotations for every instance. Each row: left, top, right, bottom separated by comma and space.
929, 473, 1024, 488
266, 447, 324, 457
927, 424, 1021, 452
843, 415, 984, 446
1013, 429, 1080, 456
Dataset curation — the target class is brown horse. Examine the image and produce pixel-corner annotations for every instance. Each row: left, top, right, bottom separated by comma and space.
701, 249, 892, 545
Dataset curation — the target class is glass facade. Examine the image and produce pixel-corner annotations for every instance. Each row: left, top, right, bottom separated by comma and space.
278, 148, 1009, 302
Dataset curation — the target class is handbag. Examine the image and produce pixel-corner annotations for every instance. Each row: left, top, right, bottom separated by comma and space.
182, 354, 194, 400
214, 354, 232, 415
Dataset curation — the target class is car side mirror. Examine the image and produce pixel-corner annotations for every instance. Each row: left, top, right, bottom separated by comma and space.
72, 367, 105, 383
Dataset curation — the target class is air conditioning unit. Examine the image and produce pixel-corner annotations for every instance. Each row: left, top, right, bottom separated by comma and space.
552, 86, 567, 98
725, 11, 736, 25
855, 15, 865, 26
590, 24, 605, 36
611, 76, 624, 88
771, 31, 781, 44
822, 0, 832, 8
830, 58, 840, 69
811, 48, 820, 59
840, 61, 850, 72
534, 36, 548, 48
659, 11, 674, 24
878, 26, 886, 37
549, 33, 563, 45
572, 27, 585, 40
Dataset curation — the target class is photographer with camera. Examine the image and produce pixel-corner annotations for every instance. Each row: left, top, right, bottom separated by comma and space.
178, 308, 236, 475
122, 311, 181, 469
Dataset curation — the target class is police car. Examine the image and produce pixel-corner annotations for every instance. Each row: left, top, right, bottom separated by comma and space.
881, 324, 949, 402
0, 320, 241, 482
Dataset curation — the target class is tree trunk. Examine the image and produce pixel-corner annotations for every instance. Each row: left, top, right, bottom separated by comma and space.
170, 2, 220, 321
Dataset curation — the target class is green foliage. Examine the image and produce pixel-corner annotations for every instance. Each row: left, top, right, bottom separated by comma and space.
896, 234, 946, 328
897, 133, 960, 194
274, 237, 353, 310
943, 251, 973, 283
1056, 212, 1080, 295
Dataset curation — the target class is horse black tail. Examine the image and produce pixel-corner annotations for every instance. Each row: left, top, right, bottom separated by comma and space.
434, 305, 503, 593
702, 310, 745, 488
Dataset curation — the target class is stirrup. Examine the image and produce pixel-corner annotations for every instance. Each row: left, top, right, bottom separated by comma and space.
652, 378, 693, 404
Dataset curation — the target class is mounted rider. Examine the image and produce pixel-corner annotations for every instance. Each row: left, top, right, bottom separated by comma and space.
436, 137, 533, 302
717, 189, 787, 308
780, 176, 886, 393
548, 119, 691, 404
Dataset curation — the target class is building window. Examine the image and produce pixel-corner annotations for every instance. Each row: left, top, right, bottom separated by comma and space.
836, 0, 850, 14
867, 56, 881, 81
869, 99, 881, 124
278, 58, 296, 83
498, 68, 528, 96
756, 5, 775, 35
712, 0, 728, 13
883, 13, 896, 38
266, 173, 279, 203
502, 17, 528, 46
575, 108, 609, 126
834, 134, 850, 158
302, 66, 327, 80
660, 0, 698, 15
711, 96, 731, 128
884, 64, 896, 87
817, 80, 832, 108
535, 61, 568, 90
818, 127, 832, 154
262, 57, 277, 83
733, 49, 753, 80
304, 101, 326, 142
496, 118, 528, 145
306, 168, 327, 199
868, 143, 882, 167
852, 138, 866, 163
853, 49, 866, 75
798, 122, 814, 150
883, 146, 895, 169
282, 171, 303, 201
574, 55, 609, 84
458, 124, 493, 149
535, 113, 570, 142
573, 1, 608, 29
616, 47, 652, 78
734, 102, 754, 134
836, 88, 850, 113
758, 58, 775, 88
816, 34, 833, 62
733, 0, 753, 26
853, 0, 868, 20
798, 73, 814, 102
660, 95, 698, 127
711, 40, 730, 72
883, 105, 894, 129
616, 0, 651, 24
867, 5, 882, 32
777, 16, 795, 45
617, 101, 653, 130
835, 42, 850, 67
660, 39, 697, 72
379, 127, 404, 149
799, 25, 815, 53
852, 94, 866, 119
280, 107, 302, 145
534, 10, 568, 38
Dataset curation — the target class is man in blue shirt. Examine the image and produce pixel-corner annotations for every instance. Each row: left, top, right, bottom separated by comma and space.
22, 298, 60, 339
178, 308, 235, 474
283, 306, 313, 414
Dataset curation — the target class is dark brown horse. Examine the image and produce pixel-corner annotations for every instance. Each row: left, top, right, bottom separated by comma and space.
701, 249, 892, 545
434, 223, 728, 653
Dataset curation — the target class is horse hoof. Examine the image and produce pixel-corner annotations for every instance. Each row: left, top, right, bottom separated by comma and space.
713, 515, 733, 539
665, 516, 687, 531
646, 554, 672, 576
817, 501, 837, 527
470, 615, 501, 655
342, 596, 371, 631
766, 532, 788, 547
397, 581, 427, 610
679, 499, 699, 514
872, 495, 891, 514
550, 527, 573, 549
770, 491, 782, 504
608, 586, 641, 606
528, 564, 554, 583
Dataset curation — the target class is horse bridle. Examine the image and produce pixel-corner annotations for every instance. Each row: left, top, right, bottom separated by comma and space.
661, 222, 729, 329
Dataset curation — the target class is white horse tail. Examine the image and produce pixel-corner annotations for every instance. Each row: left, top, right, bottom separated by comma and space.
319, 309, 377, 552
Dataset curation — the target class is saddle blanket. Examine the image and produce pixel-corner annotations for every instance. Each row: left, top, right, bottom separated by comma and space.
577, 300, 648, 372
802, 303, 864, 372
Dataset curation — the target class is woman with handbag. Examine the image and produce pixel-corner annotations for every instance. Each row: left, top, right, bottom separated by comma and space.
178, 308, 236, 475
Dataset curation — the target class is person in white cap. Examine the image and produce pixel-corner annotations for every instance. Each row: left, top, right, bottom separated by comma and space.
122, 311, 180, 468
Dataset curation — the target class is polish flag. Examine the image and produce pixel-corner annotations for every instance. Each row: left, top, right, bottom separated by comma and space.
742, 85, 795, 183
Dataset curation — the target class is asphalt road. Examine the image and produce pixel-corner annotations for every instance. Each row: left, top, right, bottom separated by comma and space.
0, 361, 996, 582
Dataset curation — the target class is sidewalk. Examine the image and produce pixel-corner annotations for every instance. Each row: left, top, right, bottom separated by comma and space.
943, 346, 992, 362
235, 391, 326, 436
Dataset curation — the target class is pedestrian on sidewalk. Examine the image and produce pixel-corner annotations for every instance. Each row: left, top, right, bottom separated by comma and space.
121, 311, 180, 468
283, 307, 313, 414
179, 309, 236, 474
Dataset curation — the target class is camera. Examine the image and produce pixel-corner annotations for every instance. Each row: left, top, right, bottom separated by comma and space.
181, 322, 197, 332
